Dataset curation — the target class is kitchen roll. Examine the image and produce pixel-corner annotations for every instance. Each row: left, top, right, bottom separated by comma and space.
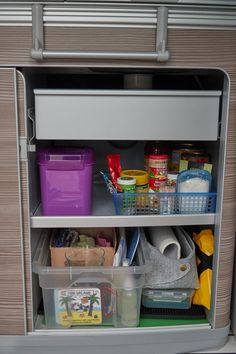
149, 226, 181, 260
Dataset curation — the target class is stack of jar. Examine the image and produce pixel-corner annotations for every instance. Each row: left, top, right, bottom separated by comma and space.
144, 142, 169, 192
118, 170, 149, 193
144, 141, 211, 193
170, 143, 210, 171
117, 170, 149, 209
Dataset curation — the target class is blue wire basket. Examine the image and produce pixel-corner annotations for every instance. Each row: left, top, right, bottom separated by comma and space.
112, 192, 217, 216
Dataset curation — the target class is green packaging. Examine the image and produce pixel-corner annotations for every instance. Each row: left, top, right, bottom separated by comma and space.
117, 177, 136, 193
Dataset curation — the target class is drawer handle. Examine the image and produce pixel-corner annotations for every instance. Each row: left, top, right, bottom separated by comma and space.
31, 4, 170, 62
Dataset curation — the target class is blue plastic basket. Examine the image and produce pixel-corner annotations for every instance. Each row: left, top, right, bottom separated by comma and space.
112, 192, 217, 216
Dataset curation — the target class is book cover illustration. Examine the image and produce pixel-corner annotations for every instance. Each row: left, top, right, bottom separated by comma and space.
55, 288, 102, 326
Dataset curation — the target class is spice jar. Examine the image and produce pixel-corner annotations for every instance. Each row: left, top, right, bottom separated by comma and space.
121, 170, 149, 209
148, 154, 168, 181
117, 176, 136, 193
149, 179, 167, 193
117, 176, 136, 215
120, 170, 148, 193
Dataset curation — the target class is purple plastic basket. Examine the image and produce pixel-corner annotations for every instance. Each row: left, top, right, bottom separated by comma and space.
37, 148, 94, 216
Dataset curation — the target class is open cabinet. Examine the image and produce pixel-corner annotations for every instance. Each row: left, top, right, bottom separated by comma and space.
18, 66, 229, 352
1, 2, 236, 354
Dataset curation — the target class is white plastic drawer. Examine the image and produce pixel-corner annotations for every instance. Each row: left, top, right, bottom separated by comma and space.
34, 90, 221, 140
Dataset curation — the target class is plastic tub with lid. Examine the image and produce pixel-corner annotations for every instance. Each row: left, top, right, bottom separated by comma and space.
37, 147, 94, 216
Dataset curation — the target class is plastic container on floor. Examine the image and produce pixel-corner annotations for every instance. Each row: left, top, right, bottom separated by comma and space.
32, 231, 151, 329
37, 147, 94, 216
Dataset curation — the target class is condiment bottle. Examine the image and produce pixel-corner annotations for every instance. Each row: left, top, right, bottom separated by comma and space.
144, 141, 167, 171
148, 154, 168, 192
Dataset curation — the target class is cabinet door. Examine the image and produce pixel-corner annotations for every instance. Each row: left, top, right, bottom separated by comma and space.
0, 68, 25, 334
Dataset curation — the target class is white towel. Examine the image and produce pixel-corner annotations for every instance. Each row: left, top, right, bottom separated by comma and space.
149, 226, 181, 260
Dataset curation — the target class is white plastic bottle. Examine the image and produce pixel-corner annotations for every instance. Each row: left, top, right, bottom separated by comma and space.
120, 259, 138, 327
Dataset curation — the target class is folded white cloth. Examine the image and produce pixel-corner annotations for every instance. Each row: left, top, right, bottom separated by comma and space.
149, 226, 181, 260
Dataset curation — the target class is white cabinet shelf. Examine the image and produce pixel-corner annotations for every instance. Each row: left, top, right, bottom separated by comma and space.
31, 183, 216, 228
31, 209, 216, 228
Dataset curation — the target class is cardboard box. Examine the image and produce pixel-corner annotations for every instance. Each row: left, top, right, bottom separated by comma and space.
50, 228, 117, 267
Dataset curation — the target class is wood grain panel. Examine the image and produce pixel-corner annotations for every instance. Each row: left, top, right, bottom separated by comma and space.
17, 72, 26, 137
20, 162, 32, 333
17, 71, 32, 333
0, 26, 155, 66
45, 27, 155, 52
0, 69, 25, 334
0, 25, 236, 329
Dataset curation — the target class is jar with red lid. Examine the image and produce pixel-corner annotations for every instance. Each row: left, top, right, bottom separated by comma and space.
148, 154, 168, 192
144, 141, 167, 171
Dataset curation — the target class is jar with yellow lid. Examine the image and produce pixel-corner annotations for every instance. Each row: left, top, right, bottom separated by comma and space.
120, 170, 149, 193
120, 170, 149, 209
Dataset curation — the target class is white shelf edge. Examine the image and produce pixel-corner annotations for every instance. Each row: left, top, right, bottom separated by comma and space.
30, 213, 216, 228
32, 323, 211, 335
32, 315, 210, 334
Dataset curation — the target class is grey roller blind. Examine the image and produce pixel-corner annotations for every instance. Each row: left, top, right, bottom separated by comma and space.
0, 2, 236, 29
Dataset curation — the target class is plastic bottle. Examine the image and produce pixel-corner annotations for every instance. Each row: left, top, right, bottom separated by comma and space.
120, 259, 138, 327
144, 141, 168, 171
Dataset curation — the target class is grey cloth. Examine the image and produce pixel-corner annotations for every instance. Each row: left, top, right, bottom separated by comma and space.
141, 227, 199, 289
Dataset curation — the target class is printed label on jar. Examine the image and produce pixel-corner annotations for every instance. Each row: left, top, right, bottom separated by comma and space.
149, 178, 167, 192
136, 184, 149, 193
148, 155, 168, 180
148, 167, 168, 180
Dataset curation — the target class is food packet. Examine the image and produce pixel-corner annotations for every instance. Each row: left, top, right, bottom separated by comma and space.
192, 229, 214, 310
107, 154, 122, 189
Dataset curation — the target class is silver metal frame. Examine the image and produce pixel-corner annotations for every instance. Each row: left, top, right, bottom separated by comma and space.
13, 68, 27, 335
31, 4, 169, 61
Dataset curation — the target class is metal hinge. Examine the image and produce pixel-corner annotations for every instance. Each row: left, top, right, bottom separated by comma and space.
19, 137, 28, 161
19, 137, 36, 161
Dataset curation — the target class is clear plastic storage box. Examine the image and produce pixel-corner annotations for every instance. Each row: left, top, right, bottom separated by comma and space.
33, 233, 151, 329
37, 148, 94, 216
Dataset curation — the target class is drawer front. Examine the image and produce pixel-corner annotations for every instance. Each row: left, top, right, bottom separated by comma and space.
35, 90, 221, 141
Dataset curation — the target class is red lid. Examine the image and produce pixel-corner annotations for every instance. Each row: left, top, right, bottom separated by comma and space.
149, 154, 169, 160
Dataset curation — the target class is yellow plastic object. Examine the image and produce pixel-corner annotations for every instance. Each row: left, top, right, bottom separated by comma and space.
121, 170, 148, 186
192, 229, 214, 310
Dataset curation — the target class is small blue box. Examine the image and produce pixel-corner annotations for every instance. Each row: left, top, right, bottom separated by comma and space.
142, 289, 194, 310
